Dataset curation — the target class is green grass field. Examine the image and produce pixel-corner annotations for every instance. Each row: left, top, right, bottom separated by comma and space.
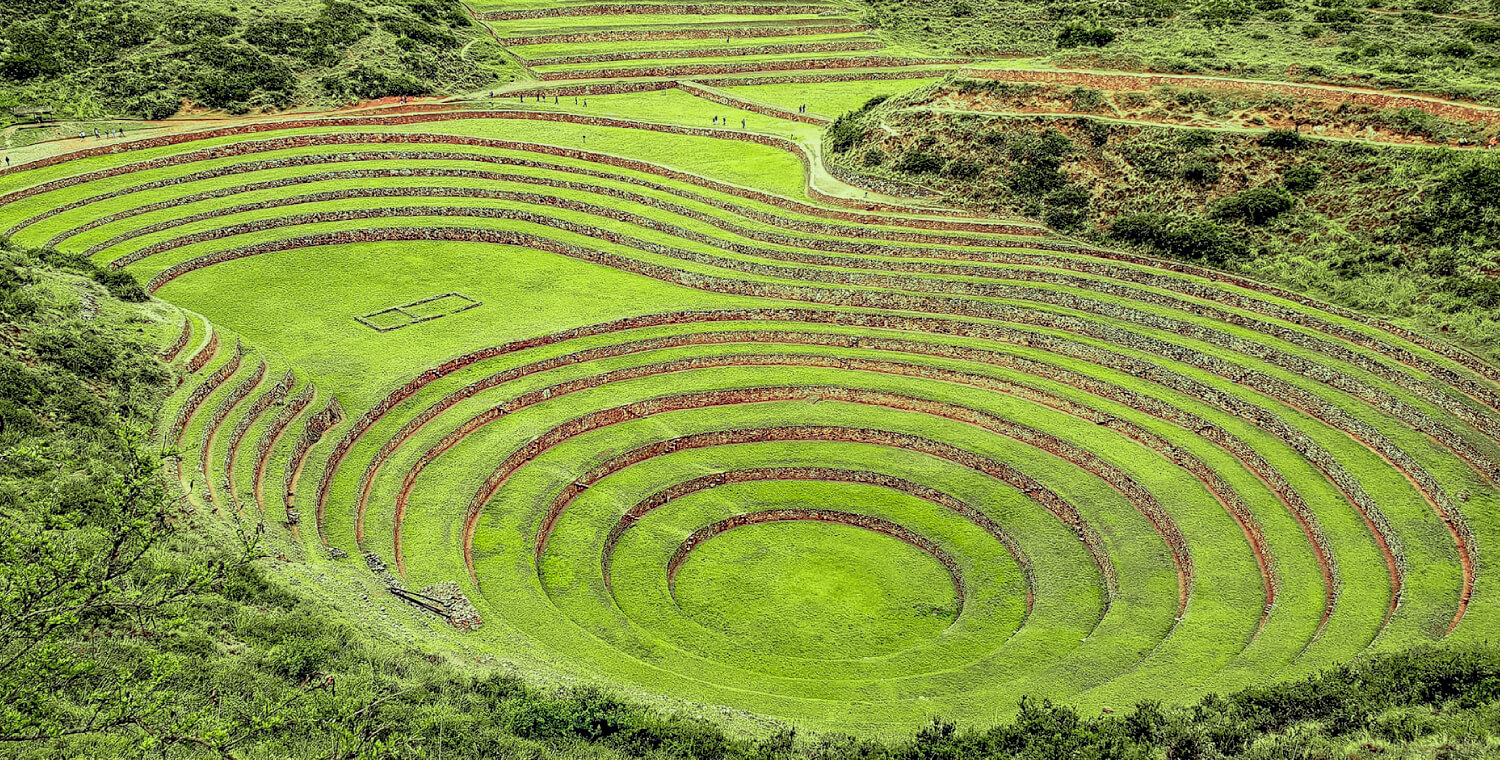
5, 10, 1500, 739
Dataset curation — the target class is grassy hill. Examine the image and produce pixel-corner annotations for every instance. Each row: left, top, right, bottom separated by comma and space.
4, 0, 1500, 757
0, 0, 518, 122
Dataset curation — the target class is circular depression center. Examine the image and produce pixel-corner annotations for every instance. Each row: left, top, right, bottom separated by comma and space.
671, 519, 960, 660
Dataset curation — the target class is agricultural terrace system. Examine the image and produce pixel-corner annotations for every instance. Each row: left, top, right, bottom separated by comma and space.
6, 0, 1500, 735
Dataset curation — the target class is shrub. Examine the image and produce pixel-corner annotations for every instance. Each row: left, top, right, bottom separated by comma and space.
1312, 6, 1362, 28
1068, 87, 1106, 111
161, 9, 238, 45
947, 157, 984, 178
1211, 185, 1295, 223
862, 148, 886, 166
1263, 8, 1295, 20
1110, 212, 1249, 264
896, 151, 945, 173
1181, 159, 1221, 184
1300, 23, 1325, 37
1057, 23, 1117, 48
1283, 165, 1323, 192
1437, 40, 1476, 58
1042, 185, 1090, 229
1260, 128, 1306, 148
1177, 129, 1216, 149
1193, 0, 1256, 24
319, 64, 425, 100
1466, 22, 1500, 43
92, 268, 147, 302
826, 96, 888, 153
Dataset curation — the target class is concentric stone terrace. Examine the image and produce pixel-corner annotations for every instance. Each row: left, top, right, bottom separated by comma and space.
5, 96, 1496, 734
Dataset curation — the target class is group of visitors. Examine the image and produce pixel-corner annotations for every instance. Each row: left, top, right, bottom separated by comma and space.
78, 126, 125, 140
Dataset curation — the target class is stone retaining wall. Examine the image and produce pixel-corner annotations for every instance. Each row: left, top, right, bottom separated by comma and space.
481, 4, 834, 20
253, 383, 314, 513
678, 81, 830, 125
528, 40, 880, 67
168, 340, 243, 447
199, 358, 266, 484
223, 370, 295, 510
539, 57, 968, 81
283, 396, 345, 527
504, 23, 868, 45
185, 330, 219, 374
130, 201, 1500, 483
961, 68, 1499, 124
161, 316, 192, 362
15, 113, 1478, 388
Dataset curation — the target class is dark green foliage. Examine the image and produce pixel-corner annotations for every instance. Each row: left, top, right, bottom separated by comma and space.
1194, 0, 1256, 25
1042, 185, 1090, 229
1180, 159, 1220, 184
1110, 212, 1249, 264
1260, 128, 1306, 149
160, 9, 237, 45
1408, 156, 1500, 249
827, 96, 890, 153
0, 0, 478, 118
896, 150, 945, 173
1467, 22, 1500, 43
1283, 164, 1323, 192
320, 64, 424, 100
946, 157, 983, 178
1056, 23, 1117, 48
862, 149, 887, 167
1210, 185, 1296, 223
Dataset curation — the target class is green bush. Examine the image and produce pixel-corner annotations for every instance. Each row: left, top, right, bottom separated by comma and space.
1210, 185, 1296, 223
1180, 159, 1221, 184
1438, 40, 1476, 58
896, 151, 945, 173
1260, 128, 1306, 148
1043, 185, 1090, 229
1283, 164, 1323, 192
947, 157, 983, 178
861, 148, 886, 166
1110, 212, 1249, 264
1466, 22, 1500, 43
1056, 23, 1117, 48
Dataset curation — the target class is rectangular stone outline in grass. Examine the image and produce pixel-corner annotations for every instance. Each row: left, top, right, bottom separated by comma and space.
355, 293, 483, 332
